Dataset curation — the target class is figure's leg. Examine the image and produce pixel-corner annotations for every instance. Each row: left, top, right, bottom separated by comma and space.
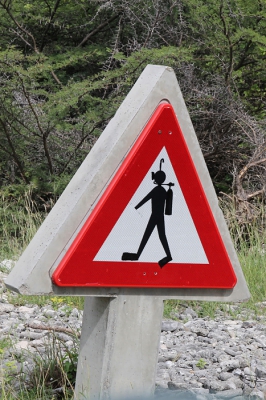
136, 216, 156, 257
157, 218, 172, 268
121, 216, 156, 261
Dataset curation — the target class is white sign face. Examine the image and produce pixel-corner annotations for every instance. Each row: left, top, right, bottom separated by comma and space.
94, 147, 208, 264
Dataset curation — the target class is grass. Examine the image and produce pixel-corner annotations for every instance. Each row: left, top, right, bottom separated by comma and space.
0, 187, 84, 311
0, 189, 82, 398
196, 358, 207, 369
0, 332, 79, 399
0, 187, 45, 261
7, 294, 84, 311
164, 230, 266, 321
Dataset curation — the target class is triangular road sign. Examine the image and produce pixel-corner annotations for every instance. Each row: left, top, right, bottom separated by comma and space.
5, 65, 249, 300
52, 104, 237, 288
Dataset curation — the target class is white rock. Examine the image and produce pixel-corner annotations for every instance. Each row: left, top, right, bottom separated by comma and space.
43, 309, 57, 318
18, 306, 35, 314
0, 303, 15, 313
255, 364, 266, 378
165, 361, 174, 369
13, 341, 36, 353
0, 259, 15, 271
249, 389, 264, 399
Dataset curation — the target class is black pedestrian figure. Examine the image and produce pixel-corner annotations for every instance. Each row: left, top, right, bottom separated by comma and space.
122, 158, 174, 268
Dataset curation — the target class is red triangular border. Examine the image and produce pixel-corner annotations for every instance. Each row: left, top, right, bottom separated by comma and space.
52, 104, 237, 288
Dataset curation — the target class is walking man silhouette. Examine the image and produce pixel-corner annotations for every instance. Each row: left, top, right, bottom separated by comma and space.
122, 159, 173, 268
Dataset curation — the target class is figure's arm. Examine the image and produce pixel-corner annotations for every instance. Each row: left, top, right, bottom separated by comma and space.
135, 190, 153, 210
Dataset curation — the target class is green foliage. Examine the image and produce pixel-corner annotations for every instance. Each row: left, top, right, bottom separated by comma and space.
51, 296, 84, 311
196, 358, 207, 369
1, 333, 79, 399
164, 299, 221, 320
0, 43, 191, 208
0, 0, 265, 210
238, 229, 266, 306
0, 185, 44, 259
29, 334, 78, 392
7, 293, 84, 311
0, 338, 12, 355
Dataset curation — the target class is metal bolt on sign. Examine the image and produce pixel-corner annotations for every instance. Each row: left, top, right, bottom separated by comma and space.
5, 65, 250, 399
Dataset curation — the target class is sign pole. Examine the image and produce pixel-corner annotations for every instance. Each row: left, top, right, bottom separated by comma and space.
75, 295, 164, 399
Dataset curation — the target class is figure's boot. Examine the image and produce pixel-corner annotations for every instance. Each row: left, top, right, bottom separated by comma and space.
122, 252, 139, 261
158, 255, 172, 268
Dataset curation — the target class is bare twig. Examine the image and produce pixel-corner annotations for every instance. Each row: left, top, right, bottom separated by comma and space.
17, 73, 54, 174
40, 0, 62, 52
26, 322, 81, 338
219, 0, 234, 85
77, 14, 120, 47
0, 119, 30, 183
0, 0, 62, 85
238, 156, 266, 181
59, 121, 104, 175
247, 188, 265, 201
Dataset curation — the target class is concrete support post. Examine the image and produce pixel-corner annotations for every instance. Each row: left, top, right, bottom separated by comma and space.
74, 295, 164, 400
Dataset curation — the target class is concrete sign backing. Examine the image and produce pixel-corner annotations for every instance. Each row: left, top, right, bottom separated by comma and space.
5, 65, 250, 302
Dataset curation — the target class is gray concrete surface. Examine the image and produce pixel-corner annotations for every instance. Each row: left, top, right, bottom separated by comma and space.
74, 295, 164, 400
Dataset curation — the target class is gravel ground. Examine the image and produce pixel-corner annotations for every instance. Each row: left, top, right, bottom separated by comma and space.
1, 263, 266, 399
